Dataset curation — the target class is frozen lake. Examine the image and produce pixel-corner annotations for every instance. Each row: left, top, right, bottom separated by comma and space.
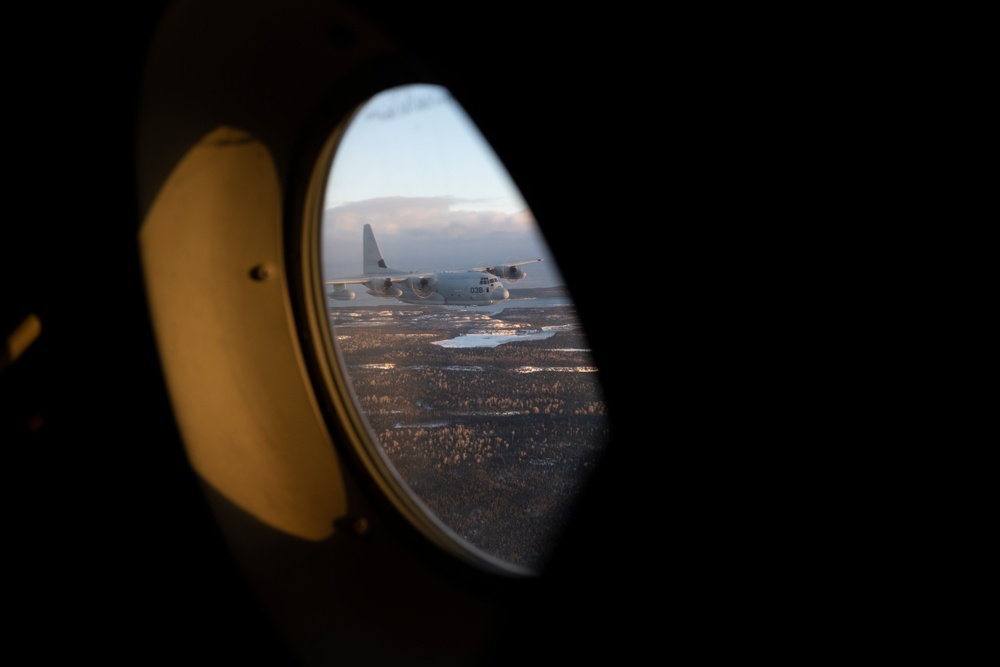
433, 323, 575, 348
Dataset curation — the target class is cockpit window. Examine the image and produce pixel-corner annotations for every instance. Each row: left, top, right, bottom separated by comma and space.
316, 84, 610, 574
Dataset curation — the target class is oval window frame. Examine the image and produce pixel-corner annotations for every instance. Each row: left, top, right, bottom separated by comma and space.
297, 83, 541, 578
294, 75, 612, 581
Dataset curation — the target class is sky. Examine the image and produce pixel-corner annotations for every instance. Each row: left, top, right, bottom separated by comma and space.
320, 84, 563, 288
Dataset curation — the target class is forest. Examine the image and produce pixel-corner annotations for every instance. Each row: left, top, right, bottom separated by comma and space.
329, 303, 610, 571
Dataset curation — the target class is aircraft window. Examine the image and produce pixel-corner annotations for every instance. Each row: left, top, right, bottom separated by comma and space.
313, 83, 609, 575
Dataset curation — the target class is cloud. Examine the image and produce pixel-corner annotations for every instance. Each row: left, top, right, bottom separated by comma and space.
322, 196, 545, 273
324, 196, 535, 239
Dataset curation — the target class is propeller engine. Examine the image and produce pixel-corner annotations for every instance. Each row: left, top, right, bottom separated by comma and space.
489, 264, 527, 284
407, 269, 436, 299
366, 277, 402, 298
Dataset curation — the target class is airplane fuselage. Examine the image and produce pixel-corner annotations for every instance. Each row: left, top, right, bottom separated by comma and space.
396, 271, 509, 305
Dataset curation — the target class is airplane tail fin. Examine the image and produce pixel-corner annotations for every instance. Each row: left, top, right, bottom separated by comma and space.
363, 223, 391, 274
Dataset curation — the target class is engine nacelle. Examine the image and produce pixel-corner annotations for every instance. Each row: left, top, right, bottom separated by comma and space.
491, 265, 526, 281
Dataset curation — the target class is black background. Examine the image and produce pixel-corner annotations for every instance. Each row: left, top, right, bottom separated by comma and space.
1, 1, 782, 663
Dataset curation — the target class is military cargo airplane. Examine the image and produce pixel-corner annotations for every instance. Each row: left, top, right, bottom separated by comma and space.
325, 223, 542, 306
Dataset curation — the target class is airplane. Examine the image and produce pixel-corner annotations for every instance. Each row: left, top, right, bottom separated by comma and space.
325, 223, 542, 305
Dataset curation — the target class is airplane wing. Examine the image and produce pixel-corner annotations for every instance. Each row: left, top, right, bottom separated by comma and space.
457, 259, 543, 273
323, 273, 409, 286
324, 259, 542, 288
324, 272, 414, 300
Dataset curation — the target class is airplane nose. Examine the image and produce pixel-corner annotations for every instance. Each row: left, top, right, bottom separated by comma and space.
498, 288, 509, 300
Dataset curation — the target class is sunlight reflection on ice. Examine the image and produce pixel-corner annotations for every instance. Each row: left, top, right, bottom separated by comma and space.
517, 366, 599, 373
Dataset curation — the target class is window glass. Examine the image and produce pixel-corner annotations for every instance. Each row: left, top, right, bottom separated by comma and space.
321, 84, 609, 573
